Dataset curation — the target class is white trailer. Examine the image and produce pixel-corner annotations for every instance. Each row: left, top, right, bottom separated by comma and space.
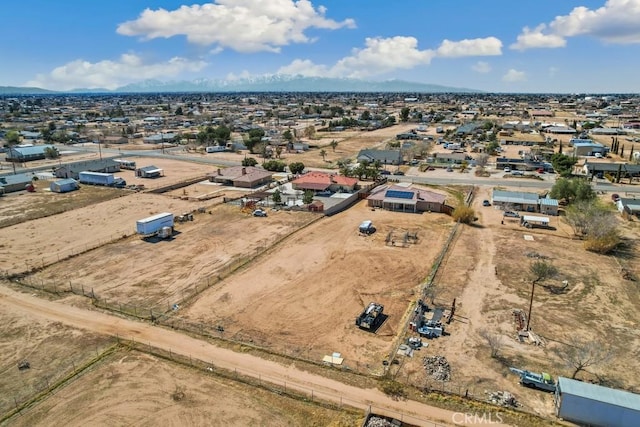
136, 212, 174, 237
555, 377, 640, 427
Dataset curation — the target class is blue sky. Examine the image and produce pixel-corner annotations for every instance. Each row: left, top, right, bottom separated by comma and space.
1, 0, 640, 93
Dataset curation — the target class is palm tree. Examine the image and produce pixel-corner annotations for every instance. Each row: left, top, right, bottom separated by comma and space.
330, 139, 338, 152
320, 149, 327, 162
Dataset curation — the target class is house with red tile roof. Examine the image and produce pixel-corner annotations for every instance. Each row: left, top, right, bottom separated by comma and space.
291, 171, 358, 193
366, 184, 447, 213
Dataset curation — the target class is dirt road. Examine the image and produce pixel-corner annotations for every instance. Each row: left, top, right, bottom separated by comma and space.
0, 285, 514, 427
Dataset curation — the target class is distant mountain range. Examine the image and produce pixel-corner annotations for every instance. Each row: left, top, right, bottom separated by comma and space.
0, 75, 481, 95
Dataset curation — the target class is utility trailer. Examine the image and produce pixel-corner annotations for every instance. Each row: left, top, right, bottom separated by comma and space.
136, 212, 174, 238
78, 171, 126, 188
356, 302, 384, 331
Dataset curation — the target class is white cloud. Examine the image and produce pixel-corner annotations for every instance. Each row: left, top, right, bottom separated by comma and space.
25, 54, 207, 90
510, 25, 566, 50
330, 36, 435, 78
502, 69, 526, 83
277, 35, 506, 80
436, 37, 502, 57
511, 0, 640, 50
278, 36, 435, 79
548, 66, 558, 77
471, 61, 491, 73
117, 0, 356, 53
277, 59, 329, 77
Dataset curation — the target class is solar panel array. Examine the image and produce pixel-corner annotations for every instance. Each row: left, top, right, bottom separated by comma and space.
385, 190, 414, 199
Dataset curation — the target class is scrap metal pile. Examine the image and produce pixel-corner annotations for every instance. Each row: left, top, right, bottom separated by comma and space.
422, 355, 451, 381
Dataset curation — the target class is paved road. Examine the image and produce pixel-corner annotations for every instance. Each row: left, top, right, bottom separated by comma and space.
0, 286, 515, 426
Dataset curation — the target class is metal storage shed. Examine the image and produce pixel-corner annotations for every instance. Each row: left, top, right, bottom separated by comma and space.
555, 377, 640, 427
50, 178, 79, 193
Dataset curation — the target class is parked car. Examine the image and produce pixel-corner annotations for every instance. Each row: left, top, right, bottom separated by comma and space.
503, 211, 520, 218
482, 200, 491, 206
512, 170, 524, 176
380, 170, 391, 175
252, 209, 267, 217
504, 167, 511, 173
392, 170, 405, 176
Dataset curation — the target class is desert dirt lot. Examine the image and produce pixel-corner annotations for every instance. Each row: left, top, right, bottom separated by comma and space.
0, 296, 116, 416
388, 185, 640, 418
10, 350, 361, 427
181, 198, 454, 372
28, 203, 319, 309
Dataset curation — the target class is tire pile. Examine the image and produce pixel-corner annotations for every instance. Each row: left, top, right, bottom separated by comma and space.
422, 355, 451, 381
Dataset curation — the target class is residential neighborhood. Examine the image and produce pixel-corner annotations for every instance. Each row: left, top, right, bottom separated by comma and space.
2, 90, 640, 427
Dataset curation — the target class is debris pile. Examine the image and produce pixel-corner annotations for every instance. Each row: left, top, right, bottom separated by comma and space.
365, 416, 397, 427
487, 390, 519, 408
18, 360, 30, 371
525, 251, 549, 259
422, 355, 451, 381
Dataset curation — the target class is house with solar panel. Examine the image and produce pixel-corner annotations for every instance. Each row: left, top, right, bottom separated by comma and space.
366, 183, 448, 213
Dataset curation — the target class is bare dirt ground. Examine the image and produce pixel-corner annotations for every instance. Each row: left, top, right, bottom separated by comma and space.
181, 199, 454, 372
0, 192, 199, 275
390, 185, 640, 420
28, 204, 319, 308
1, 285, 511, 427
0, 294, 115, 415
11, 350, 361, 427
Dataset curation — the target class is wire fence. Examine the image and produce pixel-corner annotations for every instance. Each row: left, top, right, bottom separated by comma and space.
0, 341, 119, 423
121, 338, 448, 427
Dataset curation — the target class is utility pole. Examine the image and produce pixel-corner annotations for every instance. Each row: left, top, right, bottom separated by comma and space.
526, 281, 536, 331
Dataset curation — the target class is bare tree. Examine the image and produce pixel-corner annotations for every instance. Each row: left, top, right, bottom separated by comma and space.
479, 329, 504, 358
526, 261, 558, 330
553, 337, 613, 379
475, 153, 489, 169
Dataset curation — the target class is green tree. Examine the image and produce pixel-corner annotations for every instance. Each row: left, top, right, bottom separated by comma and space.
241, 156, 258, 167
400, 107, 410, 122
360, 110, 371, 121
175, 106, 184, 115
245, 128, 265, 152
485, 141, 500, 155
263, 160, 286, 172
272, 189, 282, 205
5, 130, 20, 146
549, 178, 595, 205
302, 190, 314, 204
43, 146, 60, 159
551, 153, 577, 177
214, 125, 231, 145
282, 129, 294, 142
288, 162, 305, 175
329, 139, 338, 152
